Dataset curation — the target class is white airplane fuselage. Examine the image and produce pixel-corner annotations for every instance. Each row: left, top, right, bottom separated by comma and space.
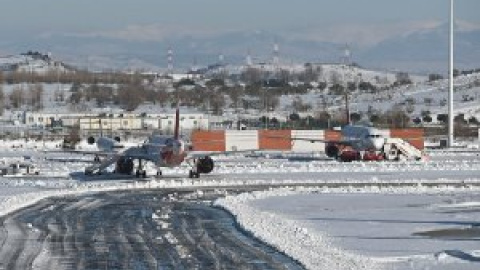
137, 135, 189, 167
341, 125, 386, 151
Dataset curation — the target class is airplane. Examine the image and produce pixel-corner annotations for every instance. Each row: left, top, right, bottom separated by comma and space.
82, 108, 215, 178
285, 125, 424, 162
324, 125, 387, 161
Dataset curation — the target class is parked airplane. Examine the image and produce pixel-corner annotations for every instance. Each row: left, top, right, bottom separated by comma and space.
83, 108, 214, 178
289, 125, 424, 162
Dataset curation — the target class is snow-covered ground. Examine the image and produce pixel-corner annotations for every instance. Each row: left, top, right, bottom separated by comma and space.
0, 143, 479, 270
221, 189, 480, 270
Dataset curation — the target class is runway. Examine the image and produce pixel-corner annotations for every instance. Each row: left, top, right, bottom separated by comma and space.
0, 189, 304, 270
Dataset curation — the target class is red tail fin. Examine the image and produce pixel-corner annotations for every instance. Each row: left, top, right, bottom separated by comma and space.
174, 106, 180, 140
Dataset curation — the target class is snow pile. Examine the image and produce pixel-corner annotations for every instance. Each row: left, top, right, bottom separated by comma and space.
215, 188, 381, 270
214, 185, 480, 270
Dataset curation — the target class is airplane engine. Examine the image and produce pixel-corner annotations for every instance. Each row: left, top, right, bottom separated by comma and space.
87, 137, 96, 145
115, 157, 134, 175
196, 156, 214, 174
114, 136, 121, 142
325, 143, 339, 158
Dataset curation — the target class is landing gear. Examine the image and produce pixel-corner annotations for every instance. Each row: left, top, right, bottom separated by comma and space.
156, 170, 162, 176
189, 169, 199, 178
384, 147, 399, 161
135, 159, 147, 178
115, 157, 134, 175
135, 169, 147, 178
188, 156, 214, 178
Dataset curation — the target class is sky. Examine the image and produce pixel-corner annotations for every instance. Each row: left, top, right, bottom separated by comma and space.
1, 0, 480, 45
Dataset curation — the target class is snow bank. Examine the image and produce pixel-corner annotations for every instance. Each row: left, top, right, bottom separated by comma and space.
215, 189, 379, 270
214, 185, 480, 270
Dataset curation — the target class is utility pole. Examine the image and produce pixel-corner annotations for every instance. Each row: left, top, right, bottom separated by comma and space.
448, 0, 454, 147
342, 65, 351, 126
345, 91, 350, 125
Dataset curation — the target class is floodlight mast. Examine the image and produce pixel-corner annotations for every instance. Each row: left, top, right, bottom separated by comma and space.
448, 0, 454, 147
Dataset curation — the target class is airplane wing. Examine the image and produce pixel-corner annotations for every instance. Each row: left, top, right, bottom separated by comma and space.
44, 148, 117, 156
266, 135, 359, 146
187, 149, 256, 159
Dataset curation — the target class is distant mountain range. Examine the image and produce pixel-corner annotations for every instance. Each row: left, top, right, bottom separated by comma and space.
1, 23, 479, 74
359, 23, 480, 74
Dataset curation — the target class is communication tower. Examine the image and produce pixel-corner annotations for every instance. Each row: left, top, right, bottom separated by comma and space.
218, 53, 225, 65
167, 46, 174, 75
246, 49, 253, 67
341, 44, 352, 66
272, 40, 280, 68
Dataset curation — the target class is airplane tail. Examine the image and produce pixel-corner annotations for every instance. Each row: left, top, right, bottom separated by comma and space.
174, 106, 180, 140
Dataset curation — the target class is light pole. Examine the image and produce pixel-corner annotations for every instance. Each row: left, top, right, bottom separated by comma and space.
448, 0, 454, 147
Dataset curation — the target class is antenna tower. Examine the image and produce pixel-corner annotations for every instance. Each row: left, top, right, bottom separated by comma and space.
218, 53, 225, 65
246, 49, 253, 67
341, 44, 352, 65
167, 46, 174, 75
272, 40, 280, 68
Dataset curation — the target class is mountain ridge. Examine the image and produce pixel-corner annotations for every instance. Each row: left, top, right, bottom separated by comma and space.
1, 24, 478, 74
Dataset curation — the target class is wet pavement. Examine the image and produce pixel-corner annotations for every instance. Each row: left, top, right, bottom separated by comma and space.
0, 189, 304, 270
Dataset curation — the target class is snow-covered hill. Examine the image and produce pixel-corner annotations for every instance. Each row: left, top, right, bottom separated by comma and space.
0, 52, 70, 74
277, 72, 479, 122
0, 51, 479, 127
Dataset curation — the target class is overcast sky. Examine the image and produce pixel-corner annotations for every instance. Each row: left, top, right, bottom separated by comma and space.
1, 0, 479, 45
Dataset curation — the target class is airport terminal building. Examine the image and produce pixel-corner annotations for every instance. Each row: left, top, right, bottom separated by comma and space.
21, 111, 209, 136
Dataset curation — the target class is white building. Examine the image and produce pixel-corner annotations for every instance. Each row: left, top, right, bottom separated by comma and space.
23, 111, 209, 134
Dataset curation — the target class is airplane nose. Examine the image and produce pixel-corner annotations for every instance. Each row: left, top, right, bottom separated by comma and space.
372, 138, 384, 150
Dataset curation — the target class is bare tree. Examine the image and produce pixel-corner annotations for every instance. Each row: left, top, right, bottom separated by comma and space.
241, 67, 262, 85
228, 85, 245, 111
291, 96, 311, 112
29, 83, 44, 110
329, 70, 341, 85
424, 97, 433, 107
9, 87, 24, 109
277, 69, 291, 85
299, 63, 318, 83
116, 85, 143, 111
